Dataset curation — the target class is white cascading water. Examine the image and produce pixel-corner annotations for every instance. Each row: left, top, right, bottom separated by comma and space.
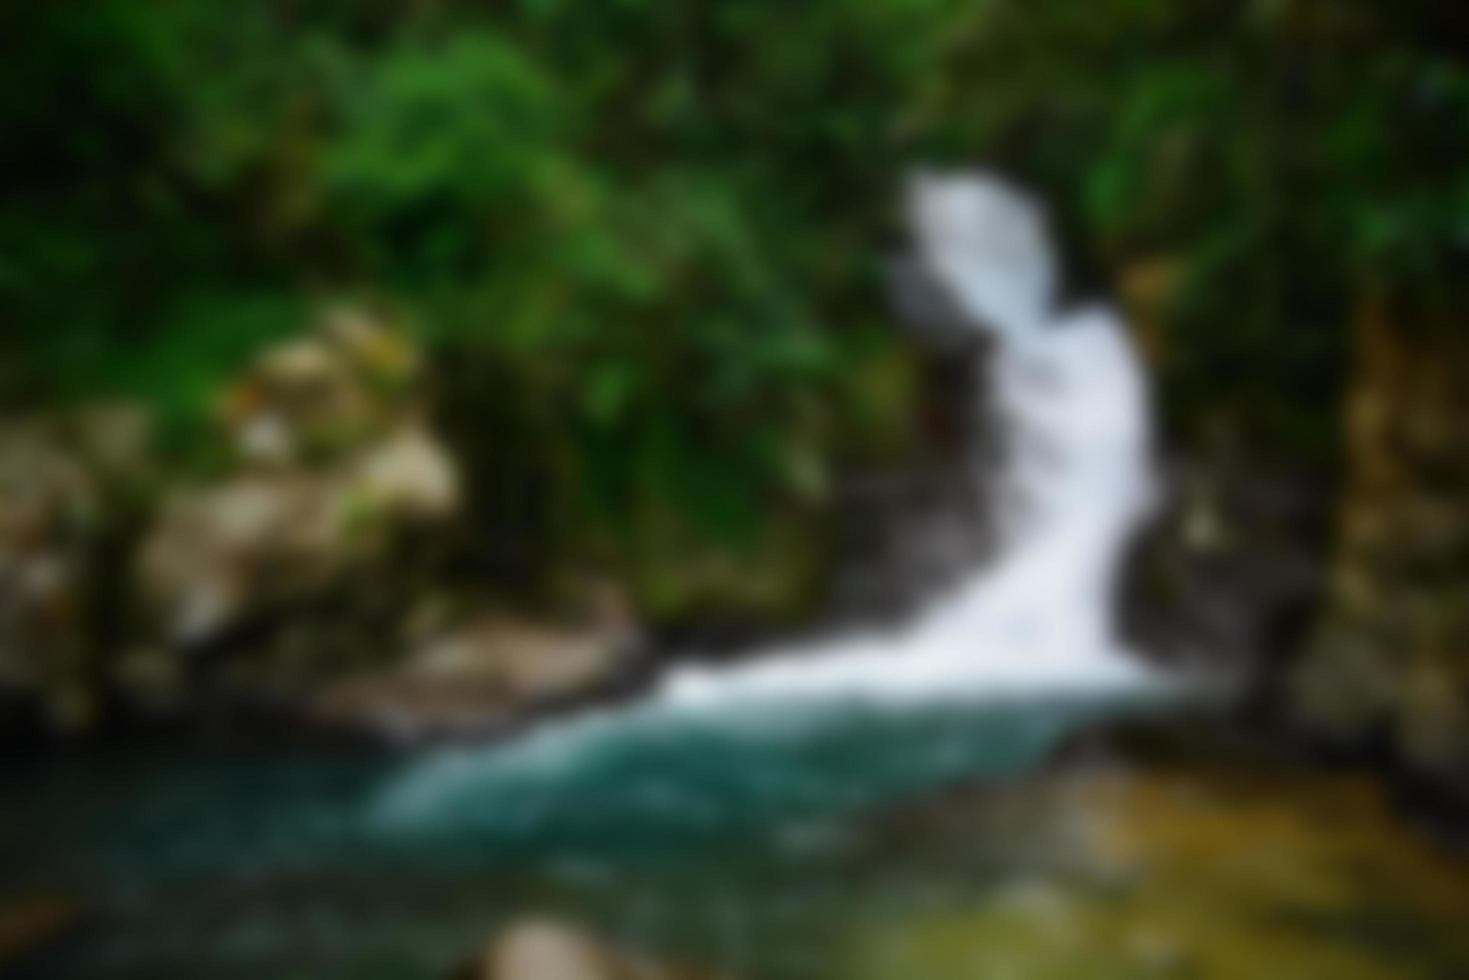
658, 170, 1157, 703
375, 171, 1162, 827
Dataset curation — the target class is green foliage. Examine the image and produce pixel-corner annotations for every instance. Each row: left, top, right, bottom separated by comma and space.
913, 0, 1469, 460
4, 0, 1466, 616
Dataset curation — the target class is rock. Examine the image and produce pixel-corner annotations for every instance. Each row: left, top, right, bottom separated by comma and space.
1115, 254, 1181, 369
320, 304, 421, 388
0, 404, 157, 731
1120, 458, 1328, 692
481, 919, 612, 980
846, 765, 1469, 980
0, 895, 82, 967
885, 254, 985, 355
411, 610, 632, 698
221, 306, 420, 468
1291, 298, 1469, 798
111, 645, 189, 713
65, 402, 152, 477
0, 421, 93, 543
136, 474, 349, 645
103, 311, 472, 721
0, 420, 99, 728
458, 918, 730, 980
136, 437, 461, 648
230, 338, 372, 464
235, 412, 295, 467
312, 600, 638, 740
137, 313, 458, 648
352, 426, 460, 522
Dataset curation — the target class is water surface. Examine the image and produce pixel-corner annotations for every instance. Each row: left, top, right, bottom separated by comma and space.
8, 707, 1469, 980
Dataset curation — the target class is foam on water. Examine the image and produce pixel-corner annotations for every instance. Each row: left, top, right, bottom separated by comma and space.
375, 172, 1164, 828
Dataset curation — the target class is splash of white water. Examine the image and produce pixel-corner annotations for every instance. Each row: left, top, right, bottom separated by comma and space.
375, 172, 1162, 826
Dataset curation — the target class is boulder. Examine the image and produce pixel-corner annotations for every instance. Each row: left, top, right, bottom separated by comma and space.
1120, 458, 1328, 692
311, 592, 638, 740
480, 919, 612, 980
137, 313, 459, 650
0, 420, 105, 729
0, 895, 82, 968
226, 337, 372, 466
459, 917, 730, 980
136, 432, 461, 648
220, 305, 421, 469
354, 426, 461, 522
65, 403, 152, 478
320, 304, 421, 386
136, 473, 350, 644
1292, 299, 1469, 796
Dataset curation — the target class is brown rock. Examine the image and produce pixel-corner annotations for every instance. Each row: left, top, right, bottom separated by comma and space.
410, 613, 630, 700
312, 593, 638, 740
136, 423, 458, 647
0, 420, 97, 726
320, 304, 421, 388
460, 918, 732, 980
352, 426, 460, 522
481, 919, 613, 980
66, 402, 152, 476
222, 308, 422, 469
1294, 296, 1469, 796
136, 473, 351, 643
0, 895, 81, 966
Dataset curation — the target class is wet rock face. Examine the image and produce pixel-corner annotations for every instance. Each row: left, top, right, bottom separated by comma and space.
823, 250, 996, 629
1294, 300, 1469, 794
1104, 247, 1331, 693
1120, 458, 1330, 693
1123, 293, 1469, 803
832, 270, 994, 628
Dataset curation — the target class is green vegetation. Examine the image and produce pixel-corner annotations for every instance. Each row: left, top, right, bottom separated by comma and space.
849, 770, 1469, 980
4, 0, 1467, 617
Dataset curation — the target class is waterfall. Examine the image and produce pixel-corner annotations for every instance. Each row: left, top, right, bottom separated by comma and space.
374, 172, 1164, 832
659, 170, 1156, 703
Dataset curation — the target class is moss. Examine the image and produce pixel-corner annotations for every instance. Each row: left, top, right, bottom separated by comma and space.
846, 770, 1469, 980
